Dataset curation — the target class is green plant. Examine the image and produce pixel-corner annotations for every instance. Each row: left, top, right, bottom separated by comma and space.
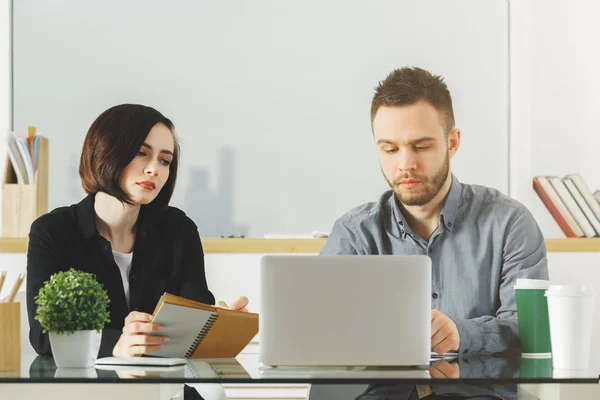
34, 268, 110, 334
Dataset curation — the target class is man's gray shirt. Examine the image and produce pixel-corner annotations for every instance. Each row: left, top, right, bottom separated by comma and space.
321, 175, 549, 354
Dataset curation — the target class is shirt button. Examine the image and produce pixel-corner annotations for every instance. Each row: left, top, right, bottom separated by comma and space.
432, 293, 439, 299
448, 222, 453, 227
428, 248, 433, 253
399, 221, 404, 226
131, 274, 139, 281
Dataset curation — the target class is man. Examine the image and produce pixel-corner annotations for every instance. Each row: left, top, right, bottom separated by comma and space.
321, 67, 548, 355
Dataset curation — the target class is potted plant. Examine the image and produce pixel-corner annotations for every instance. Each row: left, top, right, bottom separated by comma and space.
35, 268, 110, 368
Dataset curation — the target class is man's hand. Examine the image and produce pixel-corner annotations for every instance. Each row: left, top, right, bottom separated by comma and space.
216, 296, 249, 312
431, 309, 460, 355
112, 311, 167, 357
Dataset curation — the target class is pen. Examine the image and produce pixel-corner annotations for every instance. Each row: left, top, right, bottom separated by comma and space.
6, 273, 25, 302
0, 271, 6, 294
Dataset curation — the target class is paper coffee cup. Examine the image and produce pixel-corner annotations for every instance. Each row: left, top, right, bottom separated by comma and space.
514, 279, 552, 357
519, 357, 553, 378
545, 285, 595, 370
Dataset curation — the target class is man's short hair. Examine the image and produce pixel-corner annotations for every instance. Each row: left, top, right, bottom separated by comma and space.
79, 104, 179, 210
370, 67, 455, 135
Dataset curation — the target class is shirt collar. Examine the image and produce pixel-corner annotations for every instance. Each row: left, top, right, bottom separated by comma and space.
439, 174, 462, 233
76, 193, 100, 240
390, 173, 463, 237
75, 193, 156, 241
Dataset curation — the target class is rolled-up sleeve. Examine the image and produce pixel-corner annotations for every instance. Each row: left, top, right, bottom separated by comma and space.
455, 206, 549, 354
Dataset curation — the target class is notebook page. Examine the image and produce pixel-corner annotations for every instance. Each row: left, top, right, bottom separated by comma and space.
150, 302, 217, 358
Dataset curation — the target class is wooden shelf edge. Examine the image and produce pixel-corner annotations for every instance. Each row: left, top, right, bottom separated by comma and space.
0, 237, 598, 253
0, 237, 28, 253
0, 237, 328, 254
201, 238, 327, 253
544, 238, 600, 252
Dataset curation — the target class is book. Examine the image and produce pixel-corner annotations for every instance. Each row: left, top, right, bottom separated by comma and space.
13, 138, 34, 184
5, 130, 42, 185
149, 293, 259, 359
563, 176, 600, 236
6, 143, 24, 184
567, 174, 600, 223
548, 176, 596, 238
594, 190, 600, 205
533, 176, 583, 238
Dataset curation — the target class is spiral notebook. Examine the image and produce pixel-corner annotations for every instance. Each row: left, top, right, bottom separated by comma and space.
149, 293, 259, 359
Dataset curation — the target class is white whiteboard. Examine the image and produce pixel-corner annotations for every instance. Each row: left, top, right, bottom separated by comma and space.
13, 0, 509, 237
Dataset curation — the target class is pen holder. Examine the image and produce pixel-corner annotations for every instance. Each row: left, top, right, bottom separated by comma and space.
2, 136, 48, 237
0, 302, 21, 372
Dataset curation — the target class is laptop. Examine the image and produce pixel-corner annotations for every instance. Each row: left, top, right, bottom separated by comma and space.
259, 255, 431, 367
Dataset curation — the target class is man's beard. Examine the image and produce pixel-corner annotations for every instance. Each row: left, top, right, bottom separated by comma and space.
385, 153, 450, 207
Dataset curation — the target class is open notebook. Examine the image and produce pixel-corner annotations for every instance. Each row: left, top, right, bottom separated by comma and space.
148, 293, 259, 359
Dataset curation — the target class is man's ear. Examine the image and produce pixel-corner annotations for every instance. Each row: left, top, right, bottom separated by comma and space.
447, 129, 461, 159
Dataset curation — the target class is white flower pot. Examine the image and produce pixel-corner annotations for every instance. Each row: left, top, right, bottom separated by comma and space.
49, 330, 102, 368
54, 367, 98, 379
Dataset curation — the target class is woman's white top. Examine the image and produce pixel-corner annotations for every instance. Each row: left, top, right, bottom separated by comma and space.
112, 250, 133, 308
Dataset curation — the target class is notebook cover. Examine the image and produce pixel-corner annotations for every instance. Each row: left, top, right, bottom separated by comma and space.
190, 307, 259, 359
154, 293, 259, 359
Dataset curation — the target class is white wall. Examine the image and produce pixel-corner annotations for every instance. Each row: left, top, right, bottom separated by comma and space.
12, 0, 511, 238
524, 0, 600, 237
3, 0, 600, 337
0, 0, 8, 133
0, 0, 10, 229
0, 0, 16, 301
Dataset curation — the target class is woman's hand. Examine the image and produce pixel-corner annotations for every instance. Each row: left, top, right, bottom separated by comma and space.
216, 296, 249, 312
116, 369, 162, 379
112, 311, 168, 357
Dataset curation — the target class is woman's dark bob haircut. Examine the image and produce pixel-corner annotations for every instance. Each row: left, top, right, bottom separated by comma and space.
79, 104, 179, 210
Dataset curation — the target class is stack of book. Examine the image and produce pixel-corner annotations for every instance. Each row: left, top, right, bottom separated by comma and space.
533, 174, 600, 238
6, 126, 42, 185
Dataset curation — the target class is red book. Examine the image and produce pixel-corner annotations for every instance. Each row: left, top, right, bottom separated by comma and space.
533, 176, 584, 238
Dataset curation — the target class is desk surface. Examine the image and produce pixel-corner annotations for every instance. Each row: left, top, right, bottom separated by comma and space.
3, 347, 599, 386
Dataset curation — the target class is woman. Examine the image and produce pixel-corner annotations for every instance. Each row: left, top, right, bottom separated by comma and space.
26, 104, 248, 358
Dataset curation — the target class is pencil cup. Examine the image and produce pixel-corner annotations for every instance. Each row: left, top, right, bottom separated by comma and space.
0, 302, 21, 372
